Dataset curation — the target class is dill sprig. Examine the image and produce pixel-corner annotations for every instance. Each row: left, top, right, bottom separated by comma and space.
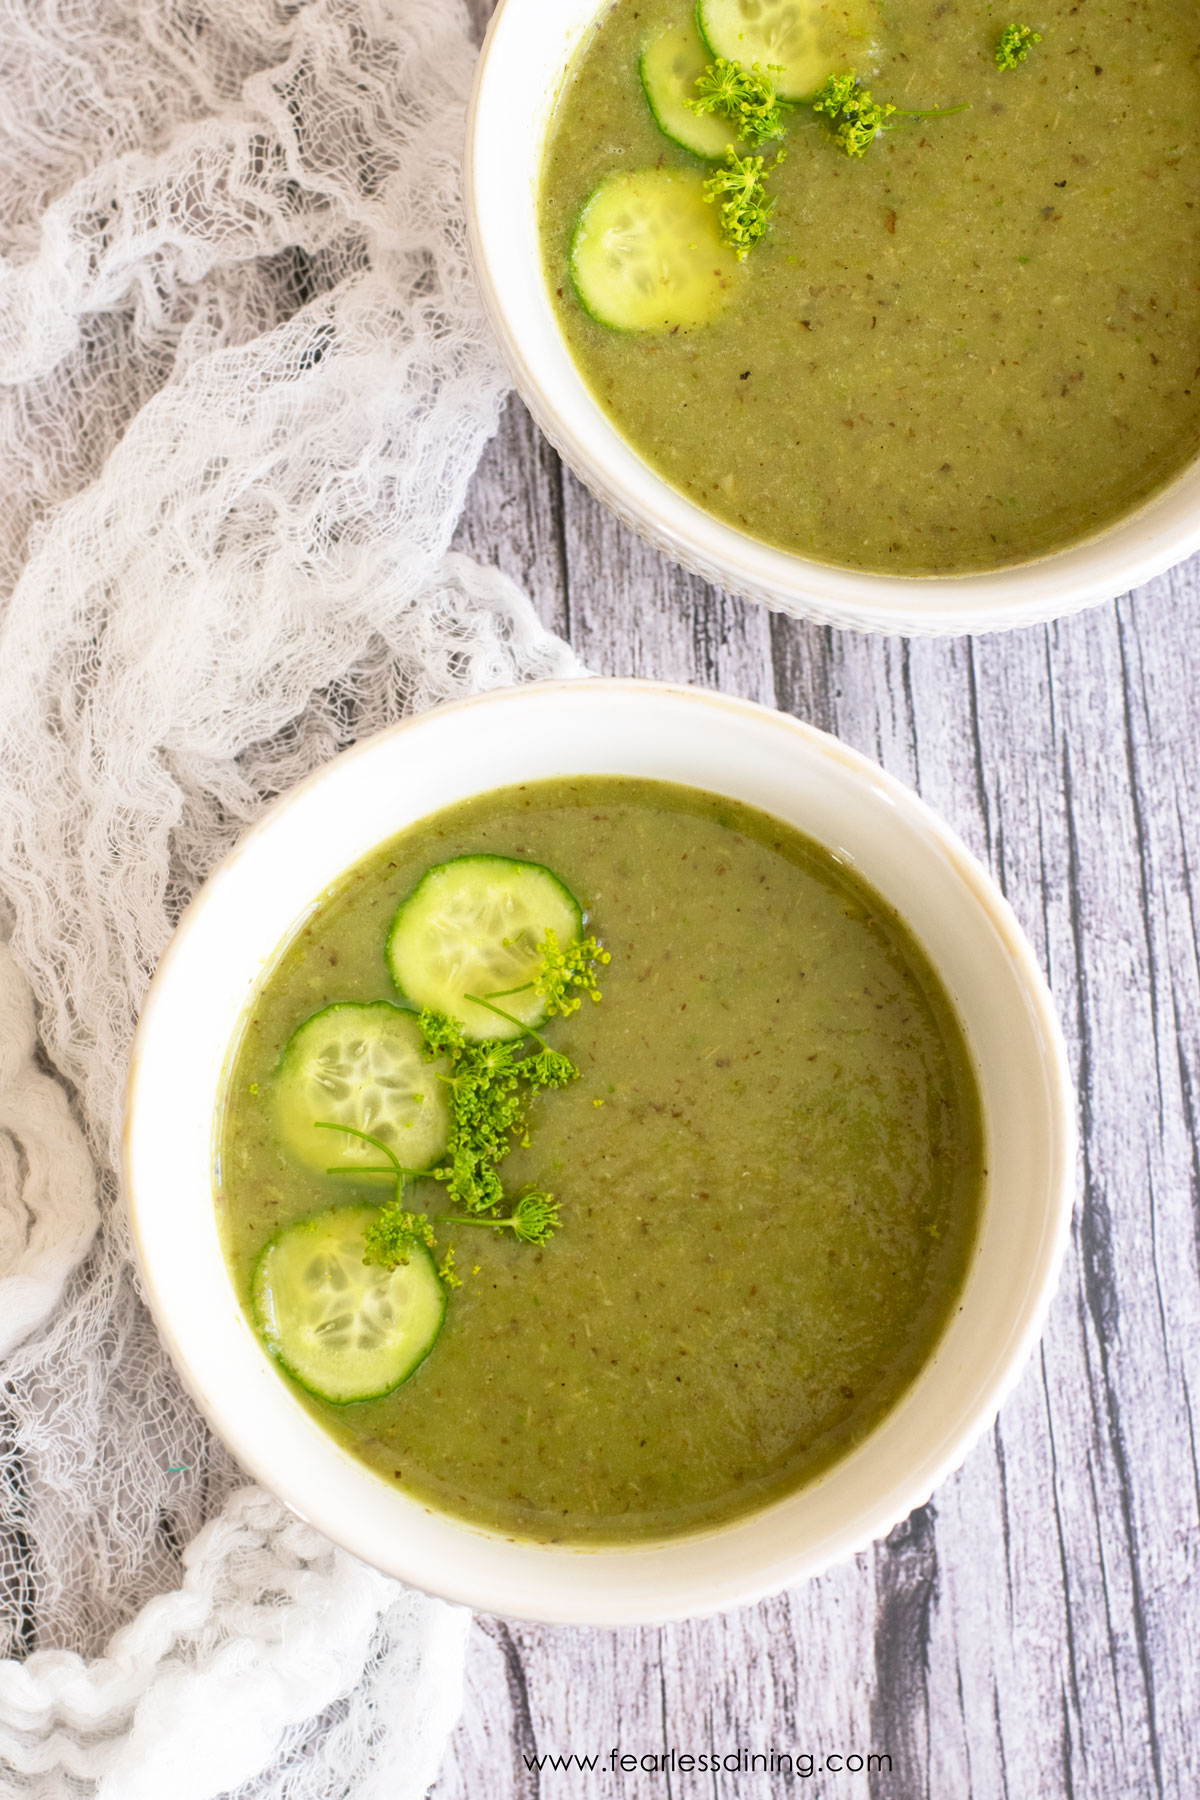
463, 996, 579, 1084
689, 57, 788, 145
332, 1102, 562, 1269
995, 23, 1042, 68
362, 1205, 436, 1267
811, 74, 895, 157
419, 1008, 466, 1057
810, 73, 969, 157
428, 1019, 528, 1213
454, 1190, 562, 1248
703, 146, 786, 260
315, 1117, 426, 1183
421, 957, 599, 1215
535, 928, 610, 1017
483, 928, 608, 1016
316, 1121, 435, 1270
313, 925, 609, 1293
527, 1047, 578, 1090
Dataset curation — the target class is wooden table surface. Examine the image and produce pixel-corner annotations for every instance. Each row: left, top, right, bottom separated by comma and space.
431, 379, 1200, 1800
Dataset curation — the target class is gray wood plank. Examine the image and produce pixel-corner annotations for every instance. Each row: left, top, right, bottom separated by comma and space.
451, 397, 570, 645
435, 386, 1200, 1800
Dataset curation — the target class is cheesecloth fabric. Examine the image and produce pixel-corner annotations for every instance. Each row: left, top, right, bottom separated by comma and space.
0, 0, 581, 1792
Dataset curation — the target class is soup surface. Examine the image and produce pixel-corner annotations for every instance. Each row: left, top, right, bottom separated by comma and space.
217, 778, 984, 1543
539, 0, 1200, 574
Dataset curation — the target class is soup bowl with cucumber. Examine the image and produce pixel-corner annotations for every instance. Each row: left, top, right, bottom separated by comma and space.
467, 0, 1200, 631
125, 681, 1075, 1624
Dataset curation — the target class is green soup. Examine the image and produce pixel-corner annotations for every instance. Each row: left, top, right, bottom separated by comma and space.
538, 0, 1200, 575
216, 778, 984, 1544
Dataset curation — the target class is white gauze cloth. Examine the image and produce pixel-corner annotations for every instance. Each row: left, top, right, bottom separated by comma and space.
0, 0, 581, 1792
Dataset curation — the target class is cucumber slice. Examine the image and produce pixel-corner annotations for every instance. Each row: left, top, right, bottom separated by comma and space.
387, 854, 582, 1041
640, 21, 740, 159
274, 1002, 450, 1175
697, 0, 878, 101
252, 1205, 445, 1403
570, 169, 739, 332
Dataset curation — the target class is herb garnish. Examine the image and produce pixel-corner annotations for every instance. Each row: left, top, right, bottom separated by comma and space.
315, 1118, 426, 1186
689, 56, 968, 256
463, 997, 576, 1083
535, 928, 609, 1016
703, 147, 787, 260
454, 1190, 562, 1247
995, 23, 1042, 68
421, 1011, 523, 1213
811, 74, 895, 157
689, 57, 788, 144
316, 926, 608, 1283
321, 1100, 563, 1273
811, 73, 969, 158
317, 1120, 439, 1269
360, 1198, 435, 1260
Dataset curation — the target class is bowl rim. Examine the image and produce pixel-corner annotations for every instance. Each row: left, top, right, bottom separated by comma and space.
124, 679, 1078, 1624
464, 0, 1200, 635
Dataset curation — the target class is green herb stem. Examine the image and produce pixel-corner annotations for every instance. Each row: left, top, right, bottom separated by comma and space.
450, 1191, 561, 1247
325, 1165, 403, 1177
331, 928, 607, 1281
464, 992, 551, 1047
810, 73, 966, 156
313, 1119, 425, 1186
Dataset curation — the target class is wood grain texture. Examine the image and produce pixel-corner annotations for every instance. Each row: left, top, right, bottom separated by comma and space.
445, 6, 1198, 1786
440, 388, 1200, 1799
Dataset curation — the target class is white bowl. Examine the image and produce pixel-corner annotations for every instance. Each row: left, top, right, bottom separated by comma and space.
465, 0, 1200, 634
125, 681, 1076, 1624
